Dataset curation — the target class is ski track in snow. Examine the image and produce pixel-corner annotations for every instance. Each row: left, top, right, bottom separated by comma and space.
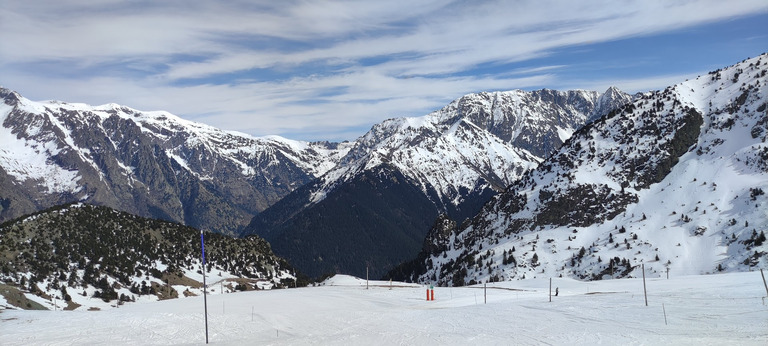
1, 272, 766, 345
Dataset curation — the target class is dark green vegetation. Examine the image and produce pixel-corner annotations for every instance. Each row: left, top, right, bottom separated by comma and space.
0, 204, 296, 307
384, 215, 456, 283
244, 164, 441, 279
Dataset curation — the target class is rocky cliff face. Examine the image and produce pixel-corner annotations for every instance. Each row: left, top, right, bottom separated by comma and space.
0, 89, 350, 235
326, 87, 632, 212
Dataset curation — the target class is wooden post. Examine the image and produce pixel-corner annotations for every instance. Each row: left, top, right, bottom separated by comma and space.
761, 269, 768, 297
642, 264, 648, 307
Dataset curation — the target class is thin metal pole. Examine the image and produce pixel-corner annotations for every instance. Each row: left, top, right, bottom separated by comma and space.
549, 278, 552, 302
761, 269, 768, 297
642, 264, 648, 307
611, 260, 614, 279
201, 230, 209, 344
484, 283, 487, 304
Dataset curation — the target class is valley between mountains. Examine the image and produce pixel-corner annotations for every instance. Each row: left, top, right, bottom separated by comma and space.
0, 54, 766, 310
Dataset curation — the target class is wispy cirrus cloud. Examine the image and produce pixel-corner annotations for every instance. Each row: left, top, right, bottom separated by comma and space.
1, 0, 766, 141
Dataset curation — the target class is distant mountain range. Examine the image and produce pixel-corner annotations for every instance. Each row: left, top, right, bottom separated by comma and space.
0, 80, 631, 279
0, 89, 351, 236
242, 87, 632, 278
2, 53, 765, 285
387, 54, 768, 285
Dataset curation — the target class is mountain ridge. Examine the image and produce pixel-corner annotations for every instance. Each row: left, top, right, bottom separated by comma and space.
244, 86, 633, 278
0, 90, 352, 235
387, 54, 768, 285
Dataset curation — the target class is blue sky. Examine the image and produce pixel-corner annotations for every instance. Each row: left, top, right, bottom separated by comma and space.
1, 1, 766, 141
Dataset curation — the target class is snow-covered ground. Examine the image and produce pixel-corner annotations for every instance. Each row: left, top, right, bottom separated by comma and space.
2, 272, 766, 345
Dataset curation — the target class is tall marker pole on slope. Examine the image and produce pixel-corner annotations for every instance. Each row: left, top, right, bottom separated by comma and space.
201, 230, 209, 344
642, 264, 648, 307
761, 269, 768, 297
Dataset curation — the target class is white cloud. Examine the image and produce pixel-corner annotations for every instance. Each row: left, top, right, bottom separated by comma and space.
155, 0, 768, 80
2, 66, 553, 141
1, 0, 766, 141
561, 72, 704, 95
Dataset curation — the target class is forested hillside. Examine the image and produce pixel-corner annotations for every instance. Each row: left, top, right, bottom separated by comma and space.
0, 204, 297, 309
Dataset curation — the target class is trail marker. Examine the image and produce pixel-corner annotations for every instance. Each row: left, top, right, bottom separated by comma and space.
201, 230, 209, 344
642, 263, 648, 307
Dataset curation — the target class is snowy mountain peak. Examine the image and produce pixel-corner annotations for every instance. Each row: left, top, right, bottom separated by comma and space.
393, 53, 768, 286
0, 89, 348, 235
309, 87, 630, 215
589, 86, 634, 123
0, 87, 22, 107
244, 86, 636, 278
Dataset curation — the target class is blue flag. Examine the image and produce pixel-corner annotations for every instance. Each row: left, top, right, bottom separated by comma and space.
200, 230, 206, 265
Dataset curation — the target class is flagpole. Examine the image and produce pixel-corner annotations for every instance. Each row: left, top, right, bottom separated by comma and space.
201, 230, 209, 344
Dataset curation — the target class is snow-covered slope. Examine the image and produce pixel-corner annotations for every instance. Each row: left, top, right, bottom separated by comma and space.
398, 54, 768, 285
0, 89, 351, 235
2, 272, 766, 345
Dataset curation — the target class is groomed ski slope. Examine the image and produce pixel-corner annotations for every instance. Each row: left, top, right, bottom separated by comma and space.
2, 272, 766, 345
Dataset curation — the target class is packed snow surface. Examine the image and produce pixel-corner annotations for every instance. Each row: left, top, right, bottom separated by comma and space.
2, 272, 766, 345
